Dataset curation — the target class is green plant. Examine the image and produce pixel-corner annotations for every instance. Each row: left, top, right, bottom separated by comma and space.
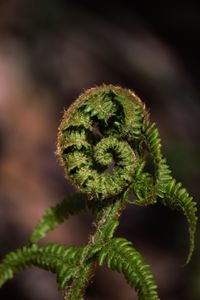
0, 85, 198, 299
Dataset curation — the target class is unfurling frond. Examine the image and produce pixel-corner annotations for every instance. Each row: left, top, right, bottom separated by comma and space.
143, 123, 172, 198
30, 193, 89, 244
0, 244, 83, 289
144, 122, 162, 162
1, 85, 197, 300
161, 178, 198, 264
56, 85, 148, 200
142, 120, 197, 263
98, 238, 159, 300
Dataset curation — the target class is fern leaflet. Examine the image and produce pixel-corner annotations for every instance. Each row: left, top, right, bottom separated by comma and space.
0, 244, 84, 289
98, 237, 159, 300
162, 178, 198, 264
30, 193, 89, 244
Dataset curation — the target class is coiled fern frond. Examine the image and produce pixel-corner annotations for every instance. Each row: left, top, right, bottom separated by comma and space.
56, 86, 146, 200
0, 85, 197, 300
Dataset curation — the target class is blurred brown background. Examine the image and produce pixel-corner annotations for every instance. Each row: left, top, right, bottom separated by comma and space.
0, 1, 200, 299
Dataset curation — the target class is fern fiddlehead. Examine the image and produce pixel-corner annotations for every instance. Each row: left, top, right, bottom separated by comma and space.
0, 85, 197, 300
56, 86, 146, 200
56, 85, 154, 299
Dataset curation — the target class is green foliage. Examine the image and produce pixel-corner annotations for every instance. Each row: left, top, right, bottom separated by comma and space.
0, 85, 197, 299
98, 238, 159, 300
0, 243, 84, 290
163, 178, 197, 264
30, 193, 89, 244
143, 122, 172, 198
143, 119, 197, 263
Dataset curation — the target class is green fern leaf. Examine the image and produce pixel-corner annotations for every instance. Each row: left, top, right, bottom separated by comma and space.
133, 162, 156, 206
0, 243, 83, 289
98, 237, 159, 300
144, 122, 162, 162
161, 178, 198, 264
1, 85, 197, 299
30, 193, 89, 244
143, 122, 197, 263
155, 158, 172, 198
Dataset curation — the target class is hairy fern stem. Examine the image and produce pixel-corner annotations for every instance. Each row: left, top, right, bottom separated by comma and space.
64, 190, 129, 299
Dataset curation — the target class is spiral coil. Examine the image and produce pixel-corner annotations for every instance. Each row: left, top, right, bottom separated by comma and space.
57, 85, 197, 264
57, 85, 148, 199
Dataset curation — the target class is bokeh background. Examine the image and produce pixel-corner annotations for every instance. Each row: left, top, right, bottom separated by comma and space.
0, 1, 200, 299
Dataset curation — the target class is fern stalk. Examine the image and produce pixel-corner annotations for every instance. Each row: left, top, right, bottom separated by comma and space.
64, 190, 129, 299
